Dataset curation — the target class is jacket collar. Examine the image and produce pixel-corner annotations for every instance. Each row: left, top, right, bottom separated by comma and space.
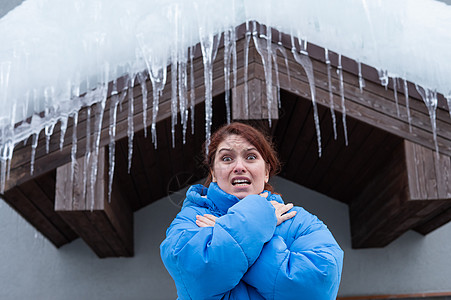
207, 182, 240, 215
183, 182, 283, 215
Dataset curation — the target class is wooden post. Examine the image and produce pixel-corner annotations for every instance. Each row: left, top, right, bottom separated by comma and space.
350, 140, 451, 248
404, 140, 451, 200
55, 147, 133, 258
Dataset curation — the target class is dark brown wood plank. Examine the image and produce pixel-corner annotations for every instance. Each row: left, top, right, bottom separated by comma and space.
350, 143, 411, 248
19, 178, 77, 243
435, 151, 451, 199
278, 97, 312, 178
58, 210, 116, 258
291, 101, 331, 186
113, 138, 141, 211
55, 147, 133, 257
414, 203, 451, 235
4, 187, 70, 247
303, 110, 356, 193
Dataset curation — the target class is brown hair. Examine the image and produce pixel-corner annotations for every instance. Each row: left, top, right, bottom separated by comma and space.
204, 122, 281, 192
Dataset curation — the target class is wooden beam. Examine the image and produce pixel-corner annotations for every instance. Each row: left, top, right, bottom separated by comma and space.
1, 171, 78, 248
350, 139, 451, 248
55, 147, 133, 258
405, 140, 451, 200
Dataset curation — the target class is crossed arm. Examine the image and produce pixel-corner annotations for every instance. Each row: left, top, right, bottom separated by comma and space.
196, 192, 297, 228
161, 193, 342, 300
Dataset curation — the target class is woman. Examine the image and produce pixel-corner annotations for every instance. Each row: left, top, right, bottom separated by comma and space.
160, 122, 343, 300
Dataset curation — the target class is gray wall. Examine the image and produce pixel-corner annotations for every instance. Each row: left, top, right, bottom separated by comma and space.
1, 176, 451, 299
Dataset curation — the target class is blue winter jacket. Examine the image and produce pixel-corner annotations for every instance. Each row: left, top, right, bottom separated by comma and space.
160, 183, 343, 300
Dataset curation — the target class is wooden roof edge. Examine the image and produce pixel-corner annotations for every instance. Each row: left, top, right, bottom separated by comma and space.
103, 20, 448, 113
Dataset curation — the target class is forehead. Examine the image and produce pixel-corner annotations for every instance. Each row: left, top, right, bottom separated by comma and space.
216, 134, 254, 151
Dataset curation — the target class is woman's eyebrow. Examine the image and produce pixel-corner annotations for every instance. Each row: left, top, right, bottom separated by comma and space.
218, 148, 233, 153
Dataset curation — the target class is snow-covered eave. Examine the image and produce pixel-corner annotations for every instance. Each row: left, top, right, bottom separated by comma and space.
2, 22, 451, 255
4, 20, 451, 193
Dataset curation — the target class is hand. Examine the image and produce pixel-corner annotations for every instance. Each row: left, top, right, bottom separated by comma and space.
259, 192, 268, 198
270, 201, 297, 226
196, 214, 218, 227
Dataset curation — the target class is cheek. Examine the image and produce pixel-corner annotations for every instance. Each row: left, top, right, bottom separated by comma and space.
213, 164, 230, 180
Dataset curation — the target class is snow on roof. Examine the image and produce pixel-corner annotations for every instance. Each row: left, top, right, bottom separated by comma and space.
0, 0, 450, 191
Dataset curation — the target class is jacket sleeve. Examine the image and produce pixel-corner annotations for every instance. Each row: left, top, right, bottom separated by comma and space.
160, 195, 277, 300
242, 207, 344, 300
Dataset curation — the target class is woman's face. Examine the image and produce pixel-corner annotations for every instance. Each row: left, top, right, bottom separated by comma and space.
212, 134, 269, 199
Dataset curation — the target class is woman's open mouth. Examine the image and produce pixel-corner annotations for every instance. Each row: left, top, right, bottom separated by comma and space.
232, 179, 251, 186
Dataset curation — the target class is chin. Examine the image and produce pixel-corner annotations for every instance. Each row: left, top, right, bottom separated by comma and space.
232, 190, 258, 199
233, 193, 249, 199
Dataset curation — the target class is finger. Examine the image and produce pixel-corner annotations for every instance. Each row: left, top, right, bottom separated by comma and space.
196, 219, 211, 227
280, 211, 297, 223
197, 215, 216, 226
196, 217, 214, 227
270, 201, 282, 209
279, 203, 294, 214
203, 214, 218, 222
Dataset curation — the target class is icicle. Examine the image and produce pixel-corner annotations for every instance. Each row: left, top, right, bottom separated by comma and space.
253, 23, 274, 126
82, 107, 91, 202
275, 37, 291, 91
392, 77, 400, 117
357, 60, 365, 93
90, 63, 109, 211
0, 139, 14, 193
189, 45, 196, 135
43, 86, 56, 154
224, 29, 232, 124
325, 49, 338, 140
291, 38, 322, 156
231, 26, 238, 113
170, 59, 178, 148
147, 61, 167, 148
272, 49, 281, 109
127, 74, 135, 173
178, 46, 189, 144
59, 116, 68, 151
199, 30, 220, 156
446, 93, 451, 120
243, 20, 251, 118
70, 112, 78, 187
23, 91, 30, 127
416, 85, 439, 155
108, 93, 120, 202
378, 69, 389, 90
337, 54, 349, 146
169, 5, 180, 149
137, 32, 168, 148
265, 25, 273, 125
30, 133, 39, 175
137, 71, 148, 137
403, 78, 412, 132
44, 124, 55, 154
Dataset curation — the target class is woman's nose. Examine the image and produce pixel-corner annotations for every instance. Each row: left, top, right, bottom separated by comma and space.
233, 158, 246, 173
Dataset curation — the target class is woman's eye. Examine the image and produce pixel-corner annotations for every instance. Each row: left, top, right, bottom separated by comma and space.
247, 154, 257, 160
222, 156, 232, 162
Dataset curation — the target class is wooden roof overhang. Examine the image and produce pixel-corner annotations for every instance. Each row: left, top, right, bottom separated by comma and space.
1, 22, 451, 257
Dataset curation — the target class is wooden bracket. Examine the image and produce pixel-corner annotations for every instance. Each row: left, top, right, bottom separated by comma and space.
351, 140, 451, 248
55, 147, 133, 258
